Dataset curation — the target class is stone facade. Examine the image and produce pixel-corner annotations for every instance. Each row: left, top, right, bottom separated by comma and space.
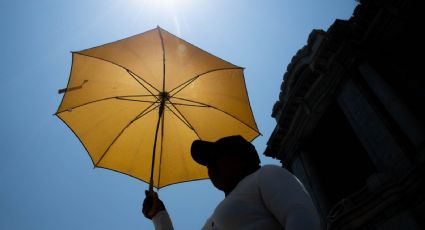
265, 0, 424, 229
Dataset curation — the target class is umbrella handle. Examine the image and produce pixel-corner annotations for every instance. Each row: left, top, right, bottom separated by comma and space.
149, 178, 154, 192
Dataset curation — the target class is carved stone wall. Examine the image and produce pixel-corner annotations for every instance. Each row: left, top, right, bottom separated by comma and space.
265, 0, 424, 229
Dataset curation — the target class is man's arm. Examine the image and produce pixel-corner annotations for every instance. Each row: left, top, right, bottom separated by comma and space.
143, 191, 174, 230
151, 210, 174, 230
258, 165, 321, 230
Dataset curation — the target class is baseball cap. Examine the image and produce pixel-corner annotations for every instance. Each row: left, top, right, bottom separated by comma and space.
191, 135, 260, 166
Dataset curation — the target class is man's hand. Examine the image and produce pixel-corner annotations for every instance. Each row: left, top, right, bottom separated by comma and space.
142, 190, 166, 219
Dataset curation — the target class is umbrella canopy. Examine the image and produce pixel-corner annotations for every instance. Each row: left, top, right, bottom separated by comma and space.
56, 27, 260, 189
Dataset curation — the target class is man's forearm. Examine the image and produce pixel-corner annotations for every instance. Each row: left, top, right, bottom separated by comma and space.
152, 210, 174, 230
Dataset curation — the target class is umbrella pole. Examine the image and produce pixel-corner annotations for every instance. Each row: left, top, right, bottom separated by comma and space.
150, 28, 167, 192
149, 98, 165, 192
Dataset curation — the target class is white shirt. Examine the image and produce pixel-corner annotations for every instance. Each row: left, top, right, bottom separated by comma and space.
152, 165, 320, 230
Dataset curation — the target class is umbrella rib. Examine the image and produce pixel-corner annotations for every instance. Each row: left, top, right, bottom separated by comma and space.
167, 104, 202, 140
169, 67, 244, 97
119, 94, 157, 98
73, 52, 161, 94
164, 104, 194, 131
136, 103, 160, 120
55, 95, 157, 115
172, 97, 260, 135
116, 97, 159, 104
158, 27, 166, 92
169, 76, 199, 97
166, 102, 202, 140
55, 97, 116, 114
94, 101, 159, 167
126, 70, 160, 99
168, 97, 208, 107
167, 102, 209, 108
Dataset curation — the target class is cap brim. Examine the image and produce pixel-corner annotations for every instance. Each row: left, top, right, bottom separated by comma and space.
191, 140, 217, 166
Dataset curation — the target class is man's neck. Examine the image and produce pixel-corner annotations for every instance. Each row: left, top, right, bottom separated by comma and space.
224, 165, 261, 196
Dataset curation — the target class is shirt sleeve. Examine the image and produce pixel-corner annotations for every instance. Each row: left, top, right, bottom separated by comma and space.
258, 165, 321, 230
201, 217, 213, 230
152, 210, 174, 230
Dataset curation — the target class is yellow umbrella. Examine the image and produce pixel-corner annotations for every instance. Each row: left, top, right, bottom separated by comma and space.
56, 27, 260, 190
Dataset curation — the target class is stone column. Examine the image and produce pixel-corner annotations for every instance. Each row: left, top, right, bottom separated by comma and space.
336, 78, 412, 178
291, 146, 329, 226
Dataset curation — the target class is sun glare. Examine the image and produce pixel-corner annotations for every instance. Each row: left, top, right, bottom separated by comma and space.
129, 0, 196, 36
147, 0, 177, 9
131, 0, 192, 12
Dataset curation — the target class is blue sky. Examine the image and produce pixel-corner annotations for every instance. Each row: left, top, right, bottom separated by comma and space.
0, 1, 356, 229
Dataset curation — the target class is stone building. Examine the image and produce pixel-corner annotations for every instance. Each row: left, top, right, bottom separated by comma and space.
265, 0, 424, 229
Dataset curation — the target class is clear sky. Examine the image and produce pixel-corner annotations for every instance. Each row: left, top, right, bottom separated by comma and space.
0, 0, 357, 229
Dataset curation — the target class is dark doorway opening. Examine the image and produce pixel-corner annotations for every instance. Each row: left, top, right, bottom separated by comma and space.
307, 101, 376, 206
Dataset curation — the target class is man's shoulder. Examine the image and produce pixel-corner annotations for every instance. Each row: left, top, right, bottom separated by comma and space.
257, 164, 293, 179
260, 164, 289, 172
